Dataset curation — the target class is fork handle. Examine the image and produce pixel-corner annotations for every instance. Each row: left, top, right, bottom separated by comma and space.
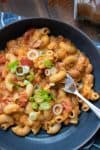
75, 91, 100, 119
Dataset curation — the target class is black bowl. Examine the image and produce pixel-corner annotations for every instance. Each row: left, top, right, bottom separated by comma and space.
0, 18, 100, 150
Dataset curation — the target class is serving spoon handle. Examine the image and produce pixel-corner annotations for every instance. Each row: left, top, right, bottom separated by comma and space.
75, 91, 100, 119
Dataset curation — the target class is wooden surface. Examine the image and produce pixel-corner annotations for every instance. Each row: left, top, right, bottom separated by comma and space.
0, 0, 100, 42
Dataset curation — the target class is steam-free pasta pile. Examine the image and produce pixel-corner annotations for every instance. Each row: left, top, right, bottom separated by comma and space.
0, 28, 99, 136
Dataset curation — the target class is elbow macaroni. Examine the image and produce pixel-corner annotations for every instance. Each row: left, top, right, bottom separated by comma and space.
49, 70, 66, 83
0, 27, 99, 136
26, 83, 34, 98
12, 125, 31, 136
4, 103, 20, 114
5, 73, 15, 92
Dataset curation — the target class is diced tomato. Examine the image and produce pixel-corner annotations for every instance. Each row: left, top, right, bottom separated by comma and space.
0, 54, 6, 64
18, 92, 28, 107
20, 57, 33, 67
62, 101, 72, 113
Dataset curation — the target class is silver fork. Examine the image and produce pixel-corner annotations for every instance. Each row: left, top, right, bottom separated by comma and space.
64, 74, 100, 119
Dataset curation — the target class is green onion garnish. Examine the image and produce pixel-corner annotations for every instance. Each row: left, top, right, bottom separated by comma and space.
44, 60, 54, 68
29, 88, 55, 110
33, 94, 44, 103
33, 89, 54, 103
8, 60, 19, 72
39, 102, 51, 110
27, 72, 35, 82
24, 80, 30, 85
32, 102, 38, 110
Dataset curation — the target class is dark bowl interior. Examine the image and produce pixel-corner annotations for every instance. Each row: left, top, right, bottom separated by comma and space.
0, 18, 100, 150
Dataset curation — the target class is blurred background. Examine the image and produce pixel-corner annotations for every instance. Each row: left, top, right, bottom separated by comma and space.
0, 0, 100, 43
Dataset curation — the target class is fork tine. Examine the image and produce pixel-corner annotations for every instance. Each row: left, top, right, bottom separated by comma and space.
67, 74, 74, 82
65, 74, 74, 85
64, 74, 76, 93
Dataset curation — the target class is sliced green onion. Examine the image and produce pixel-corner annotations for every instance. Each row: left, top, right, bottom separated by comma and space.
16, 65, 30, 76
23, 66, 30, 74
46, 50, 53, 56
16, 66, 24, 76
33, 95, 44, 103
53, 104, 63, 115
24, 80, 30, 85
33, 89, 54, 103
27, 49, 39, 60
8, 60, 19, 72
32, 102, 38, 110
16, 75, 25, 80
44, 69, 51, 76
27, 72, 35, 82
50, 67, 57, 74
39, 102, 51, 110
44, 67, 57, 76
44, 60, 54, 68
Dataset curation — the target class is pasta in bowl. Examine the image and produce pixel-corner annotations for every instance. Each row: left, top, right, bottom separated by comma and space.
0, 27, 99, 136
